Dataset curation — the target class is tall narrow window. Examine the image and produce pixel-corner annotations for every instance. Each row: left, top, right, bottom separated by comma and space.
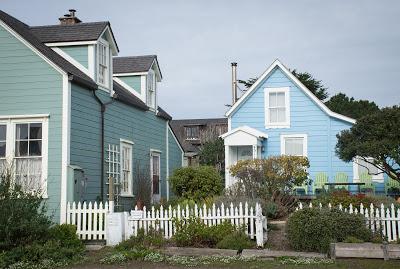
15, 123, 43, 191
0, 125, 6, 172
265, 87, 290, 128
281, 134, 307, 157
146, 71, 156, 109
120, 141, 133, 196
97, 41, 109, 87
151, 152, 160, 196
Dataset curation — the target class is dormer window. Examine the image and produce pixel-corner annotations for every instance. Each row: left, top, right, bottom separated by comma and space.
97, 40, 109, 88
146, 71, 156, 110
185, 126, 200, 140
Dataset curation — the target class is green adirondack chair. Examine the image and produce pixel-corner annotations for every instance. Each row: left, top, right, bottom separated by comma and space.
293, 180, 309, 196
385, 178, 400, 195
334, 172, 348, 190
359, 172, 375, 193
312, 172, 328, 195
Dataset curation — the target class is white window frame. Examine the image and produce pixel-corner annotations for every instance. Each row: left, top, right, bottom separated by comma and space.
120, 139, 134, 197
265, 87, 290, 129
97, 39, 110, 89
353, 156, 384, 182
280, 134, 308, 157
146, 70, 157, 110
150, 150, 161, 199
0, 116, 48, 197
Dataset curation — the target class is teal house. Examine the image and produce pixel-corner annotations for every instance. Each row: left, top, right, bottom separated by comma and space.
222, 60, 386, 193
0, 10, 183, 223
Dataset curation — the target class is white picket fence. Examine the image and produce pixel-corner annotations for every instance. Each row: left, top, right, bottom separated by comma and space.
296, 202, 400, 242
127, 202, 267, 247
66, 201, 113, 240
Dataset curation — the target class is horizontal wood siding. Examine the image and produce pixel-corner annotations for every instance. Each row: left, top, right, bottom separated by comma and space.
59, 45, 88, 68
168, 127, 183, 196
70, 87, 170, 210
231, 66, 354, 186
0, 25, 63, 221
117, 76, 142, 94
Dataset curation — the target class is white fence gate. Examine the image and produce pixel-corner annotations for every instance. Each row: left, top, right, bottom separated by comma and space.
66, 201, 113, 240
127, 202, 267, 247
297, 202, 400, 242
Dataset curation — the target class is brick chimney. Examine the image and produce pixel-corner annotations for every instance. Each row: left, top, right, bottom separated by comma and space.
59, 9, 81, 25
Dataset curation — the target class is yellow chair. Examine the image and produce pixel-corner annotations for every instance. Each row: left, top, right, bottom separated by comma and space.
334, 172, 349, 190
359, 172, 375, 193
312, 172, 328, 195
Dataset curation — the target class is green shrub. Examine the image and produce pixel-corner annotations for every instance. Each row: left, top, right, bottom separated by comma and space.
116, 227, 165, 251
216, 231, 255, 250
48, 224, 84, 252
287, 208, 372, 253
170, 166, 223, 201
0, 168, 52, 251
343, 236, 364, 243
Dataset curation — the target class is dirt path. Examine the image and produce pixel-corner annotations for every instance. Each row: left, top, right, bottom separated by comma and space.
266, 220, 291, 251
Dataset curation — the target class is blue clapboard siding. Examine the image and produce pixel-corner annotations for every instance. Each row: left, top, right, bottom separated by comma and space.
231, 66, 354, 186
168, 127, 183, 196
70, 86, 182, 210
117, 76, 142, 94
0, 25, 63, 221
58, 45, 89, 68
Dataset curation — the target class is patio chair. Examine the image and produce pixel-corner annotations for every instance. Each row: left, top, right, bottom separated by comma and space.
359, 172, 375, 194
334, 172, 349, 190
385, 178, 400, 195
312, 172, 328, 195
293, 181, 309, 196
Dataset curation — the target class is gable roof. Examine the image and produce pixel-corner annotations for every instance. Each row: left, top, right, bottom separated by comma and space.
157, 107, 172, 121
113, 55, 162, 79
225, 59, 356, 124
0, 10, 97, 90
220, 126, 268, 139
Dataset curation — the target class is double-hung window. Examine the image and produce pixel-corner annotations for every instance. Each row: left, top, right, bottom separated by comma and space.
150, 151, 161, 197
265, 87, 290, 128
281, 134, 307, 157
146, 71, 156, 110
97, 40, 109, 88
353, 157, 384, 181
185, 126, 200, 140
120, 140, 133, 196
0, 124, 6, 171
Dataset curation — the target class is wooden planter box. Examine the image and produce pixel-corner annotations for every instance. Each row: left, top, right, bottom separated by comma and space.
331, 243, 400, 260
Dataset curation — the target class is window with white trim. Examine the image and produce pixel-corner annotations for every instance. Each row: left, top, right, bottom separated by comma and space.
150, 151, 160, 196
146, 71, 156, 110
0, 124, 6, 171
281, 134, 307, 157
265, 87, 290, 128
97, 40, 109, 88
120, 141, 133, 196
353, 157, 384, 181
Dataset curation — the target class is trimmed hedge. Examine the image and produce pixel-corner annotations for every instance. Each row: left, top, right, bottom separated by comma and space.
287, 208, 372, 253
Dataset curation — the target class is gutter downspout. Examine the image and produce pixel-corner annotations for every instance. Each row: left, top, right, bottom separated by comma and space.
92, 89, 115, 201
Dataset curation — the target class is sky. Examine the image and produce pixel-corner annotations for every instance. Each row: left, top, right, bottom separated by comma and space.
1, 0, 400, 119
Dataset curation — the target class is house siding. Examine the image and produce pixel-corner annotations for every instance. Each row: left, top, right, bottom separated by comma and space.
117, 76, 142, 94
58, 45, 89, 68
0, 24, 63, 221
231, 66, 354, 188
70, 86, 175, 210
168, 127, 183, 196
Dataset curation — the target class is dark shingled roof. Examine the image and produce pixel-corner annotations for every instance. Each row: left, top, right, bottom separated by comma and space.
170, 118, 228, 153
30, 22, 109, 43
113, 81, 148, 111
0, 10, 97, 90
157, 107, 172, 121
113, 55, 157, 74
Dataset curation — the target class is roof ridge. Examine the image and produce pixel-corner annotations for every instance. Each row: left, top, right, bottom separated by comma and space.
30, 21, 109, 28
114, 55, 157, 59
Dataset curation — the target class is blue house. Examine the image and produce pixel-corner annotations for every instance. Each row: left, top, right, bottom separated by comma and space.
0, 10, 183, 223
221, 60, 385, 192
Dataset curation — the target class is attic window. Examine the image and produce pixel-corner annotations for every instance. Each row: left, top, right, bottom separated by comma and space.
97, 40, 109, 88
146, 71, 156, 110
185, 126, 200, 140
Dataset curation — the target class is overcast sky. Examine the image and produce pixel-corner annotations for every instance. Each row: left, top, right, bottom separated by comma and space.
2, 1, 400, 119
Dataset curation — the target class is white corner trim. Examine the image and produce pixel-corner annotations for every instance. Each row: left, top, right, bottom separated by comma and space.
60, 75, 71, 223
52, 47, 91, 77
225, 59, 356, 124
141, 75, 147, 102
0, 21, 66, 76
113, 77, 144, 100
165, 121, 170, 201
264, 87, 291, 129
45, 41, 97, 47
280, 134, 308, 157
88, 45, 95, 78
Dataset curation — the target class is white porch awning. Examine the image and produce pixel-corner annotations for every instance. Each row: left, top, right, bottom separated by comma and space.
220, 126, 268, 146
